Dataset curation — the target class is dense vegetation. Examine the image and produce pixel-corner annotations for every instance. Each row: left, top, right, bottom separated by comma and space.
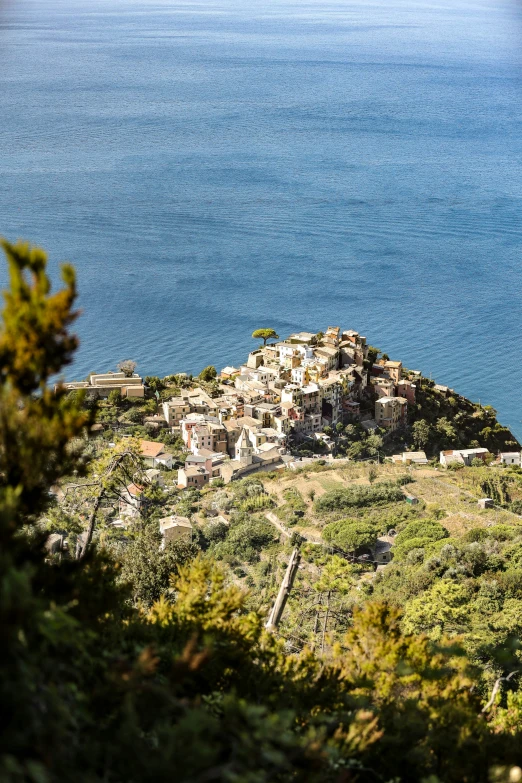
315, 482, 405, 513
409, 382, 519, 454
2, 240, 522, 782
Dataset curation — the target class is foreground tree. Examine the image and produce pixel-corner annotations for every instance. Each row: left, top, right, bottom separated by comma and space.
252, 327, 279, 346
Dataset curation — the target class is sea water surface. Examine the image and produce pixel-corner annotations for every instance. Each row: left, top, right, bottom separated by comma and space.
0, 0, 521, 439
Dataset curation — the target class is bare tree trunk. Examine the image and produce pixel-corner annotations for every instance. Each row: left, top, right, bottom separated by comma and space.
265, 547, 301, 631
78, 486, 106, 559
76, 450, 141, 560
321, 591, 331, 654
312, 607, 320, 651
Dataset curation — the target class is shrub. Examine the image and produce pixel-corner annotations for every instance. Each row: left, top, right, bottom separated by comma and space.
107, 389, 121, 406
290, 531, 306, 547
395, 519, 449, 545
464, 525, 518, 544
124, 406, 146, 424
199, 365, 217, 382
238, 494, 275, 513
204, 521, 229, 544
212, 519, 276, 563
392, 520, 449, 561
315, 482, 404, 513
117, 359, 137, 377
232, 477, 265, 501
323, 519, 379, 553
144, 375, 165, 393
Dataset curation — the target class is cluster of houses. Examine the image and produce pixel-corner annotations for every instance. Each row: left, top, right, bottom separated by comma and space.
66, 327, 417, 446
218, 326, 415, 440
159, 327, 420, 487
47, 330, 521, 566
62, 328, 521, 527
160, 386, 286, 486
101, 327, 414, 515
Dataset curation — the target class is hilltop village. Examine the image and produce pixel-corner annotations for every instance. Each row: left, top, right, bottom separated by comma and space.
62, 325, 520, 495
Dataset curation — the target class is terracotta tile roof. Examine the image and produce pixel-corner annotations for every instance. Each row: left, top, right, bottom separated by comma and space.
140, 440, 165, 458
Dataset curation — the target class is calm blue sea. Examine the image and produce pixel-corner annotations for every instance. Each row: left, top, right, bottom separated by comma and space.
1, 0, 521, 439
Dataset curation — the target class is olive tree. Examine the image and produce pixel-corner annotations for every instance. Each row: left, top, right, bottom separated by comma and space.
117, 359, 137, 377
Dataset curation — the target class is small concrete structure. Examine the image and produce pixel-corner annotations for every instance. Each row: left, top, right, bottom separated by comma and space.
401, 451, 428, 465
220, 366, 240, 379
500, 452, 521, 466
144, 468, 165, 488
372, 533, 396, 565
159, 515, 193, 548
478, 498, 494, 509
393, 451, 428, 465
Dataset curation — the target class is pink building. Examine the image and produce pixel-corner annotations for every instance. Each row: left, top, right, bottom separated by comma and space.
397, 379, 416, 404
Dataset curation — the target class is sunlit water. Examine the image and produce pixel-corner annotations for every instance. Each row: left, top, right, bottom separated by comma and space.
1, 0, 521, 438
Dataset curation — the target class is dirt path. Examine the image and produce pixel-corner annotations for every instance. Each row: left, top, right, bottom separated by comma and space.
265, 511, 291, 539
264, 511, 322, 545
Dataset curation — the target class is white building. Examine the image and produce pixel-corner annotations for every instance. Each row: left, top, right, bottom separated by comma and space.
277, 342, 314, 363
500, 452, 521, 466
440, 448, 489, 467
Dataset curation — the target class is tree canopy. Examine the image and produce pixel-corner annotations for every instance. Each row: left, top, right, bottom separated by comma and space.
117, 359, 137, 377
323, 518, 379, 553
252, 328, 279, 346
199, 364, 217, 381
